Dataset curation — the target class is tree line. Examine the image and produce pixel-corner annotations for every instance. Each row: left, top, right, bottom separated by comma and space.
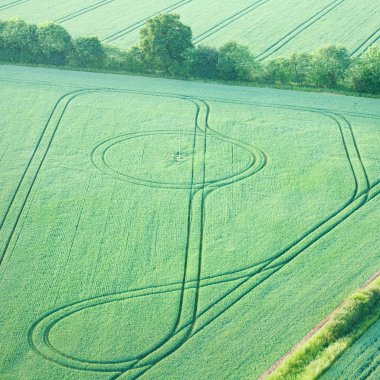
0, 15, 379, 95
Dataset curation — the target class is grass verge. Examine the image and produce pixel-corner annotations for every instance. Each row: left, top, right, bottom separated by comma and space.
261, 271, 380, 380
1, 62, 379, 100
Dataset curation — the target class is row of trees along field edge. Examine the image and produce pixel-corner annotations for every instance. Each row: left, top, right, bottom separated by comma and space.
0, 15, 379, 94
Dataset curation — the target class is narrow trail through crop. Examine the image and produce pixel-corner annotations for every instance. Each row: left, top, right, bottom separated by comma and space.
255, 0, 346, 61
0, 77, 377, 379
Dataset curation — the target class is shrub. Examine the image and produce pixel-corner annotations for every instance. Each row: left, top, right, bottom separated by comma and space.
216, 42, 261, 81
72, 37, 106, 68
309, 45, 352, 88
37, 22, 73, 65
348, 46, 380, 94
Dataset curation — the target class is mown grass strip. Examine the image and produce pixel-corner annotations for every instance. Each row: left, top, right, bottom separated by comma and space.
261, 271, 380, 380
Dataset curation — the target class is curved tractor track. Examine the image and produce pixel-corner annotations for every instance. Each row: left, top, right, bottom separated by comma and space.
26, 90, 266, 378
0, 83, 377, 379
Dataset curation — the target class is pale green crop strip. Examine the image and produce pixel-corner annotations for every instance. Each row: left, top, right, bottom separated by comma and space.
263, 274, 380, 380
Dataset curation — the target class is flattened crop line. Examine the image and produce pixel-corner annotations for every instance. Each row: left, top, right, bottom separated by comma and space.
0, 89, 89, 268
102, 0, 192, 44
0, 0, 30, 11
54, 0, 115, 24
351, 27, 380, 56
255, 0, 346, 61
192, 0, 271, 45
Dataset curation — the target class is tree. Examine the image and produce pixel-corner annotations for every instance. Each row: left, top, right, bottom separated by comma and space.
216, 42, 260, 81
347, 46, 380, 94
0, 18, 38, 63
139, 14, 193, 74
37, 22, 72, 64
309, 45, 352, 88
186, 45, 219, 79
72, 37, 105, 67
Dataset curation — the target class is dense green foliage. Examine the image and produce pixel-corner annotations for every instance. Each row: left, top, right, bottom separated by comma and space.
37, 22, 72, 65
309, 45, 352, 88
348, 46, 380, 94
72, 36, 106, 67
139, 14, 193, 74
0, 16, 379, 94
0, 65, 379, 379
216, 41, 260, 81
0, 18, 104, 67
1, 0, 378, 59
266, 277, 380, 380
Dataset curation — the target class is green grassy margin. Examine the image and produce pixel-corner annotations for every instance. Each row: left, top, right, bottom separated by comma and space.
261, 271, 380, 380
1, 61, 379, 100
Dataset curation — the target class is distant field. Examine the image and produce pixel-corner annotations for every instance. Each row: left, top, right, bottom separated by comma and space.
0, 65, 379, 379
321, 319, 380, 380
0, 0, 379, 58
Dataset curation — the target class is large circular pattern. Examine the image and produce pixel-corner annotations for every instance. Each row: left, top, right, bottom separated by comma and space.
91, 130, 258, 189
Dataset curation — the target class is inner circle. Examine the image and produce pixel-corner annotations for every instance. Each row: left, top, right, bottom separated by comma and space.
98, 132, 255, 188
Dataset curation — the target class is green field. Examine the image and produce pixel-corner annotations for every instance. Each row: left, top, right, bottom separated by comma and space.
321, 319, 380, 380
0, 65, 379, 379
0, 0, 379, 57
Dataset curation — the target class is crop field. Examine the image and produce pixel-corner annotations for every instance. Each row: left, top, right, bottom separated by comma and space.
0, 0, 379, 58
0, 65, 379, 379
321, 319, 380, 380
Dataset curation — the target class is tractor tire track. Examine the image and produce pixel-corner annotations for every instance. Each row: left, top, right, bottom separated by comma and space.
26, 91, 265, 374
54, 0, 115, 24
255, 0, 346, 61
32, 101, 365, 378
9, 87, 372, 378
101, 0, 192, 44
25, 91, 206, 374
0, 89, 89, 268
0, 0, 30, 11
192, 0, 271, 45
351, 27, 380, 57
124, 105, 373, 379
127, 108, 377, 380
91, 130, 258, 190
